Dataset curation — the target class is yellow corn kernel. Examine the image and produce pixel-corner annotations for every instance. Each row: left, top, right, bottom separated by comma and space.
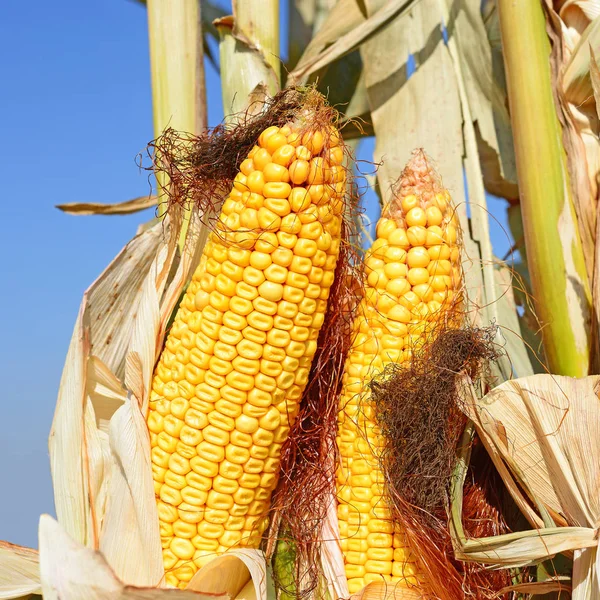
150, 116, 344, 587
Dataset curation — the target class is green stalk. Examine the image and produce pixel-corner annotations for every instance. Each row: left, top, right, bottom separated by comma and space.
147, 0, 207, 247
497, 0, 591, 377
234, 0, 280, 81
216, 1, 280, 120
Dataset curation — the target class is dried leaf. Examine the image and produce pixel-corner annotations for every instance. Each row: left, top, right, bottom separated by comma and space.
100, 248, 175, 586
56, 196, 158, 216
87, 356, 127, 434
291, 0, 368, 76
38, 516, 225, 600
83, 221, 167, 381
99, 396, 163, 587
548, 4, 598, 282
457, 375, 600, 595
0, 542, 40, 600
450, 0, 518, 201
49, 312, 93, 546
290, 0, 412, 84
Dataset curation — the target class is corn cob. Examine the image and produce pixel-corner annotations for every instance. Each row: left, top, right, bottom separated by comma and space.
147, 120, 345, 588
336, 151, 461, 593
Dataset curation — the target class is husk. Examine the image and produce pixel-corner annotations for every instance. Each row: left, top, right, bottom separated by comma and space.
0, 543, 40, 600
453, 374, 600, 598
187, 549, 268, 600
38, 516, 223, 600
45, 210, 209, 587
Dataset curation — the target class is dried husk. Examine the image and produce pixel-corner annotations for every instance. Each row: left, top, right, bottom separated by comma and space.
0, 542, 41, 599
453, 374, 600, 599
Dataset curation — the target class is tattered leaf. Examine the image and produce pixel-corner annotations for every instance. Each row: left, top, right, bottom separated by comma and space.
56, 196, 157, 216
290, 0, 413, 84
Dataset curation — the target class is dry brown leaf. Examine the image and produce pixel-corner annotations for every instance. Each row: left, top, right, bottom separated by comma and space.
56, 195, 158, 216
0, 542, 40, 600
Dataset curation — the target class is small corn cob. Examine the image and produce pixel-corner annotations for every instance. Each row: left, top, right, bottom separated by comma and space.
148, 120, 346, 588
336, 151, 462, 594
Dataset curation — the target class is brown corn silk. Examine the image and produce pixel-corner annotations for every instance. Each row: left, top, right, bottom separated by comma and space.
147, 90, 350, 588
336, 150, 463, 594
370, 327, 515, 599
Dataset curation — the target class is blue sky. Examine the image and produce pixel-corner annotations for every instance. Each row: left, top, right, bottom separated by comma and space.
0, 1, 510, 549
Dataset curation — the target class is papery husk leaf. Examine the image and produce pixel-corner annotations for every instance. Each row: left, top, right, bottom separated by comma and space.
560, 0, 600, 49
49, 219, 169, 547
0, 542, 40, 600
49, 312, 96, 547
457, 375, 600, 597
187, 548, 266, 600
87, 356, 127, 435
56, 196, 158, 216
85, 222, 167, 381
563, 19, 600, 265
49, 209, 208, 589
38, 516, 225, 600
99, 395, 163, 587
100, 215, 207, 586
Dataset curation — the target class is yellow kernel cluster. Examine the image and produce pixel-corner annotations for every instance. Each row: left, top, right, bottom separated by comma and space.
148, 121, 346, 588
336, 187, 461, 594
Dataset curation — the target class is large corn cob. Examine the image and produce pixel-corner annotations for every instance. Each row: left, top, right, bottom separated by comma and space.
148, 119, 345, 588
336, 151, 461, 593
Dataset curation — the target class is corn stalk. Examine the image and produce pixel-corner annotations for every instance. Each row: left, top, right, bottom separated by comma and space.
216, 1, 280, 120
497, 0, 592, 377
147, 0, 207, 246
